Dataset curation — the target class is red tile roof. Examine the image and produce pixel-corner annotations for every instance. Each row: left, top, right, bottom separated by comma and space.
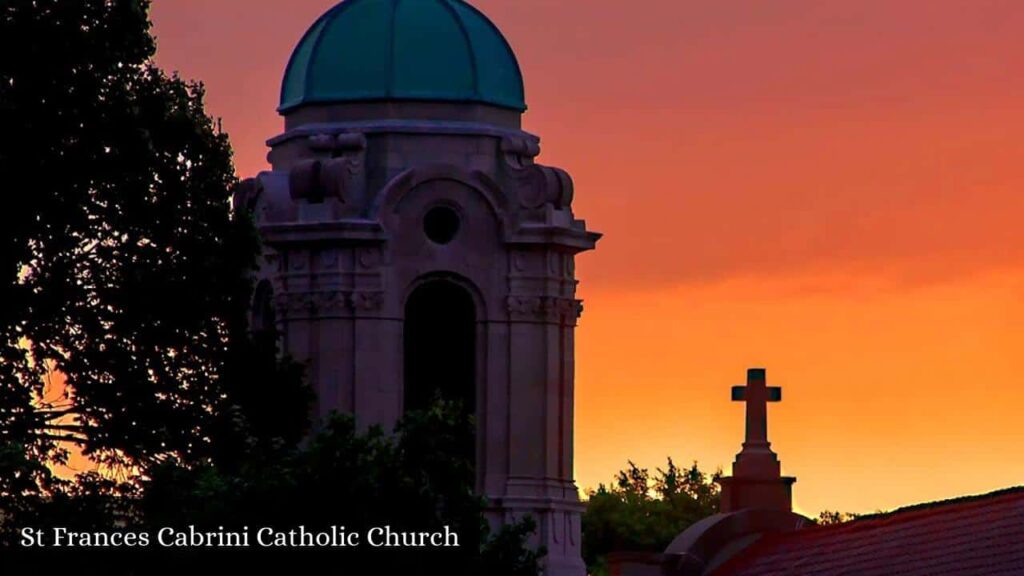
712, 486, 1024, 576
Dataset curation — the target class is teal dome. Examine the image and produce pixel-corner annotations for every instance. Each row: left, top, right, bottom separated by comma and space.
280, 0, 526, 113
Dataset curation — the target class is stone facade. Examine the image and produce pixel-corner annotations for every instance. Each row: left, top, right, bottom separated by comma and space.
238, 101, 600, 575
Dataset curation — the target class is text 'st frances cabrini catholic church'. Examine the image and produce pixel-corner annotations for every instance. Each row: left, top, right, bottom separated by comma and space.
236, 1, 600, 574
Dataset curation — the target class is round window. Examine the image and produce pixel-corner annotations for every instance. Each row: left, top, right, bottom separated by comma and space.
424, 205, 461, 245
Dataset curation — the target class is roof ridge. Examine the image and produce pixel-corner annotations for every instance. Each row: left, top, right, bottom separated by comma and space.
852, 485, 1024, 523
780, 485, 1024, 543
438, 0, 479, 99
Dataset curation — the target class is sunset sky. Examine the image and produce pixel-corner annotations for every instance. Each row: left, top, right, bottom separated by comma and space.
150, 0, 1024, 516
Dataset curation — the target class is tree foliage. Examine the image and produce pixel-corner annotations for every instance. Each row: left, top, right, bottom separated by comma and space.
817, 510, 859, 525
582, 459, 721, 575
0, 0, 309, 481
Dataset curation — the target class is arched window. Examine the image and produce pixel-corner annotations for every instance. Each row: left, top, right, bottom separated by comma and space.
252, 280, 277, 335
403, 279, 477, 465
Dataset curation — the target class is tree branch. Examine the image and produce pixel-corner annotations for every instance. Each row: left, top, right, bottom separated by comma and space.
29, 432, 89, 445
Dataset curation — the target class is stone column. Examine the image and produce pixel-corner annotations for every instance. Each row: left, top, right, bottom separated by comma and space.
502, 248, 587, 576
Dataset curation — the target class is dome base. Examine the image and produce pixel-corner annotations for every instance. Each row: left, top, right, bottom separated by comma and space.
284, 100, 522, 131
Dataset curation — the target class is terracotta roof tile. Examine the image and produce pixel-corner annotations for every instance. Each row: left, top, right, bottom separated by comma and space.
712, 487, 1024, 576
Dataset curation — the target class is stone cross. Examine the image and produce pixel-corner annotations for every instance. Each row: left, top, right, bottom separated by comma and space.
731, 368, 781, 446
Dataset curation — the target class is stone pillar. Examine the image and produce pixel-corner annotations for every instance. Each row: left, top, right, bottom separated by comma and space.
718, 368, 796, 514
499, 248, 588, 576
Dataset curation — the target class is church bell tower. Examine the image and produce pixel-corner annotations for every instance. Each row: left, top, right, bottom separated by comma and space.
236, 1, 600, 574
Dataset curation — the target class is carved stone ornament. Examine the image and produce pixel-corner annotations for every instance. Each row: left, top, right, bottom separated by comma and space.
289, 132, 367, 204
315, 290, 349, 314
351, 290, 384, 311
520, 164, 574, 210
275, 292, 315, 315
507, 295, 584, 325
501, 136, 541, 168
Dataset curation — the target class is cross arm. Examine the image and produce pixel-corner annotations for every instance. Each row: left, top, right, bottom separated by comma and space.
731, 386, 782, 402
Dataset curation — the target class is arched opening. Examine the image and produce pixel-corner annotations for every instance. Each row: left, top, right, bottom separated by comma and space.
403, 279, 477, 459
252, 280, 277, 335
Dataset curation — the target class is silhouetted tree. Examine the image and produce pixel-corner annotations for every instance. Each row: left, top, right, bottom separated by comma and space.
582, 459, 721, 575
0, 0, 307, 544
0, 0, 309, 482
817, 510, 859, 525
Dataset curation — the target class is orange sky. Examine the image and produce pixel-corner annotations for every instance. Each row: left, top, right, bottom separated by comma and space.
150, 0, 1024, 516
